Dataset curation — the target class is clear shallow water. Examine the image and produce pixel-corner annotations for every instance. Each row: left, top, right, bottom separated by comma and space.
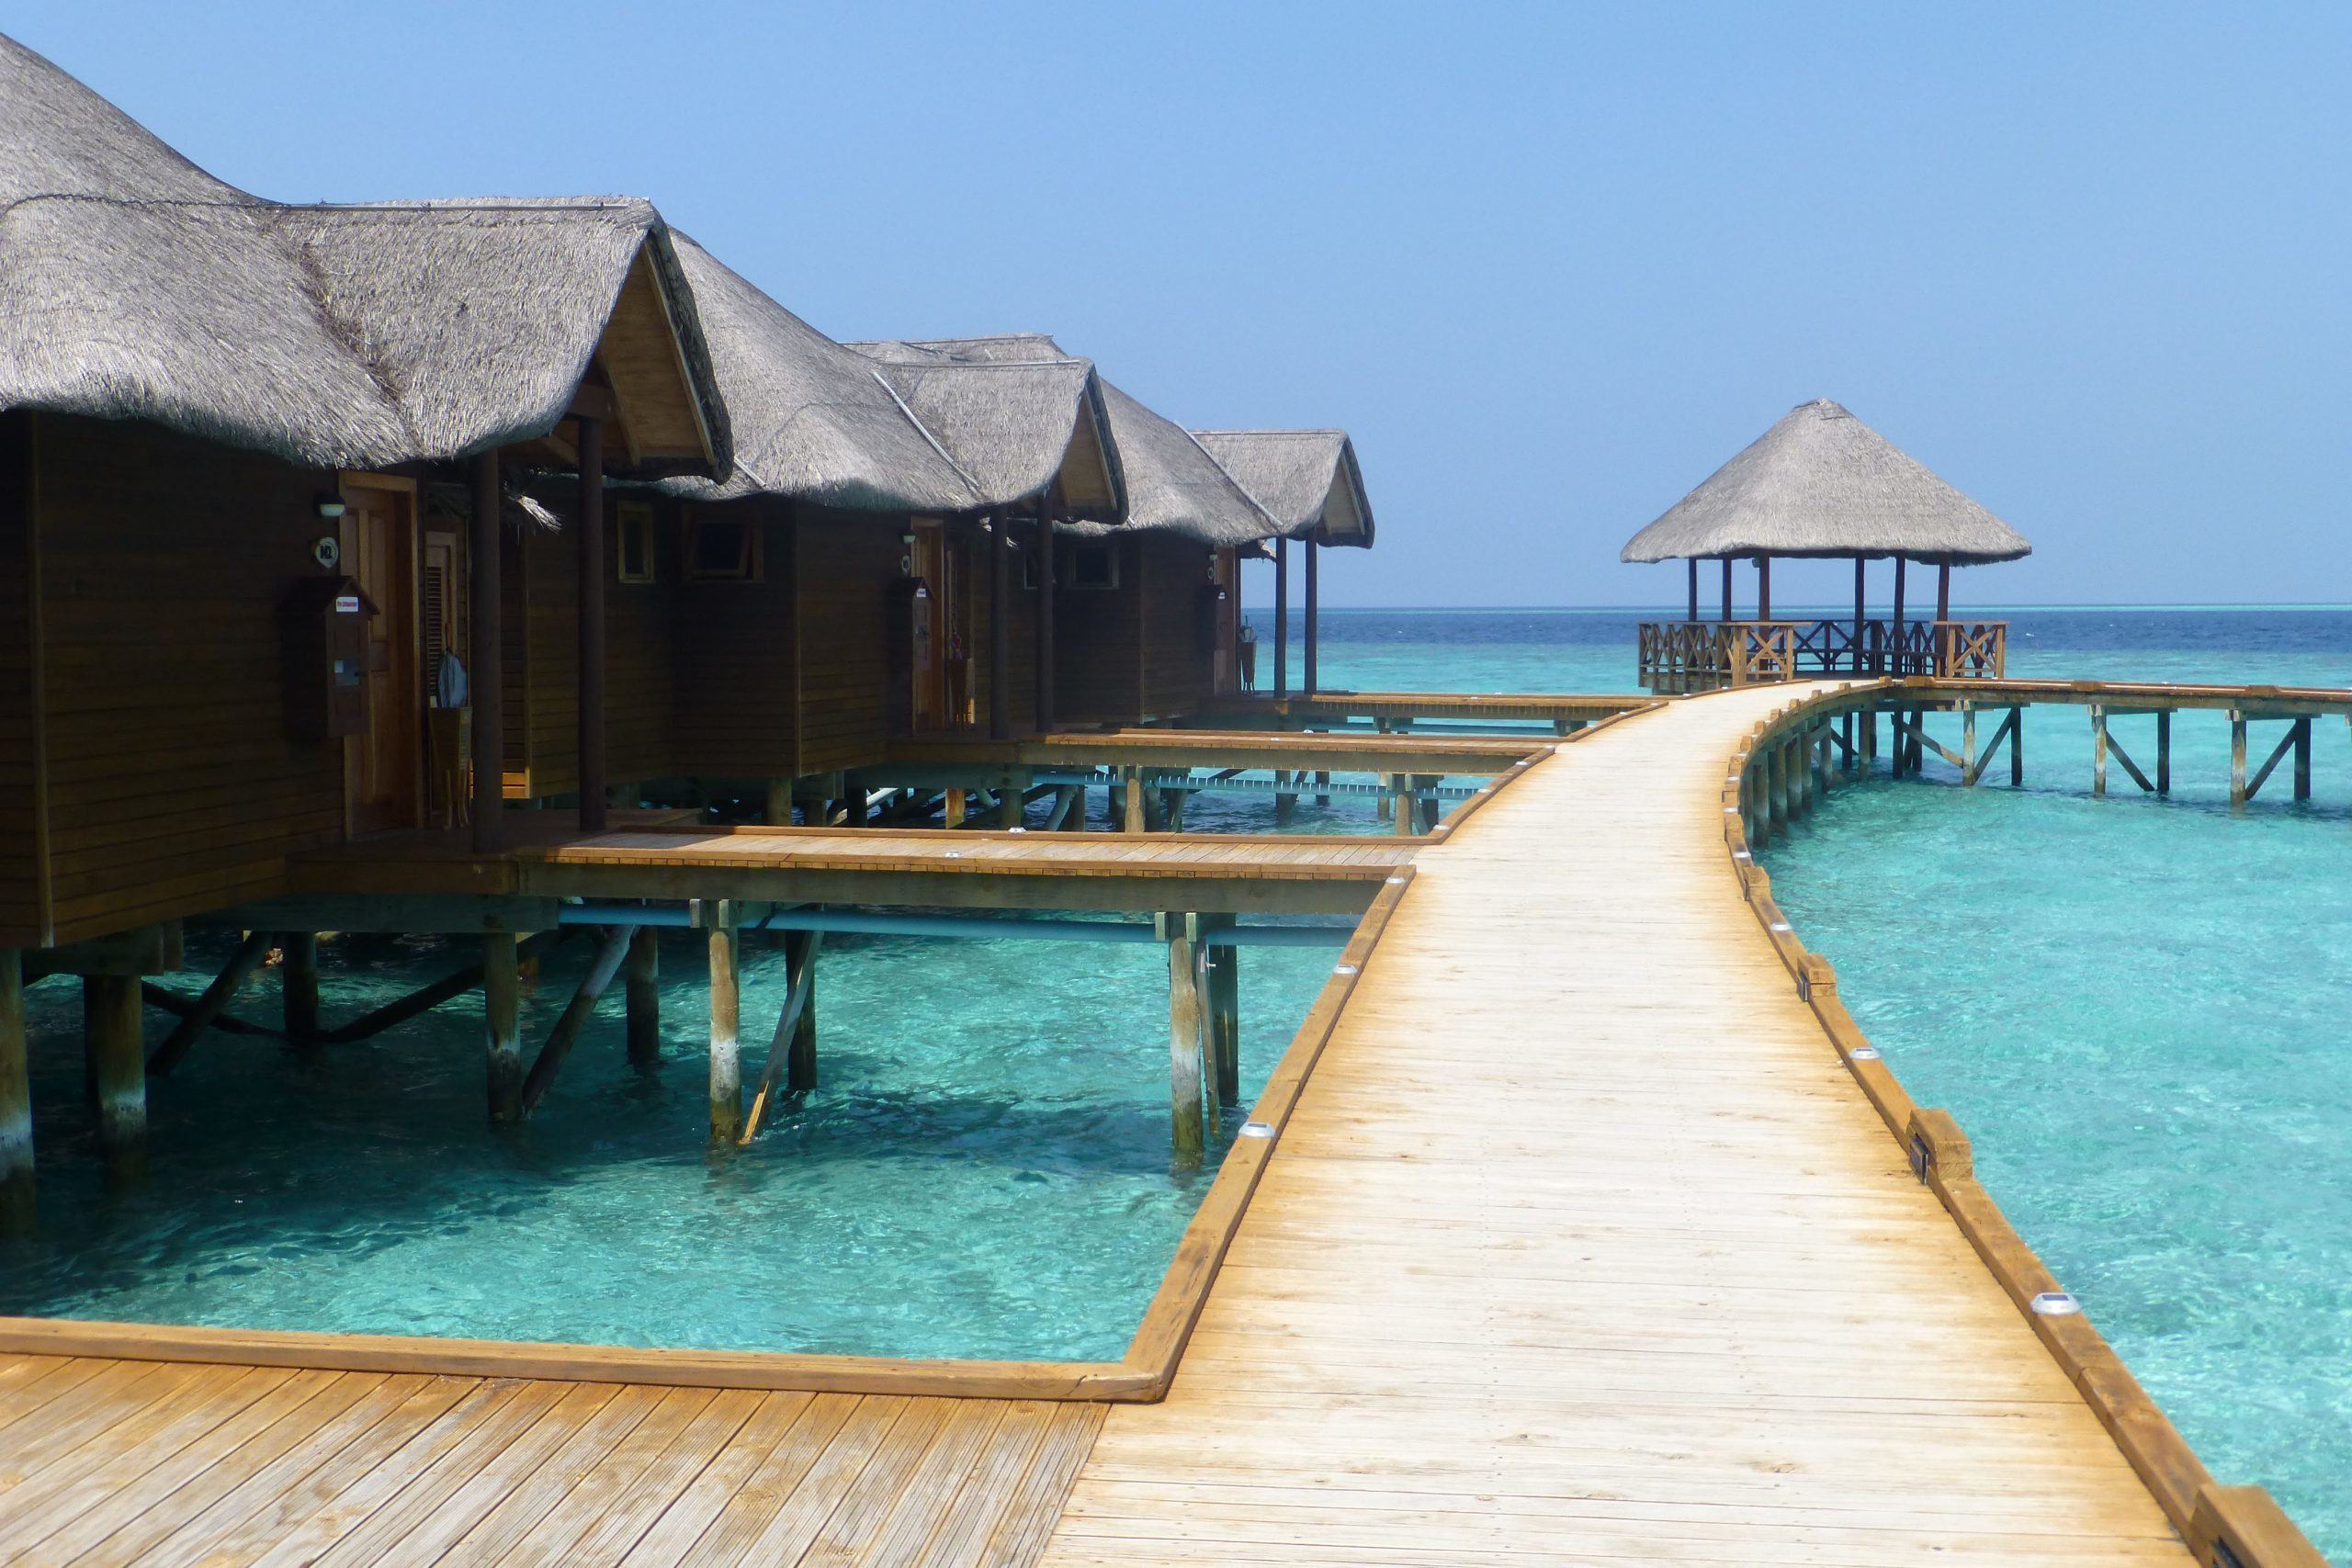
4, 923, 1329, 1361
8, 604, 2347, 1554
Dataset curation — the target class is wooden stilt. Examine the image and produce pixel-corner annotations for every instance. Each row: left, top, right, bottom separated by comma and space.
2011, 707, 2023, 786
998, 772, 1028, 829
0, 950, 31, 1228
1747, 760, 1770, 849
2091, 705, 2109, 797
707, 906, 742, 1145
520, 924, 635, 1115
280, 932, 320, 1052
2294, 716, 2312, 800
1961, 706, 1977, 785
1392, 773, 1418, 837
1768, 742, 1789, 829
1165, 914, 1206, 1167
1052, 784, 1083, 831
1204, 919, 1239, 1111
1123, 767, 1148, 834
2230, 712, 2248, 807
943, 787, 967, 829
2244, 720, 2303, 805
1315, 770, 1331, 808
764, 778, 793, 826
483, 932, 522, 1123
85, 974, 146, 1179
626, 927, 660, 1070
1861, 709, 1878, 766
740, 931, 820, 1143
2156, 710, 2171, 795
149, 930, 272, 1075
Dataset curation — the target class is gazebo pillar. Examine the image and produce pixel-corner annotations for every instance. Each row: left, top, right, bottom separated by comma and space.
1303, 536, 1318, 696
1853, 558, 1868, 673
989, 513, 1012, 740
1719, 559, 1732, 621
1034, 509, 1057, 733
1758, 556, 1772, 621
1937, 561, 1951, 622
1686, 559, 1698, 622
1893, 557, 1908, 670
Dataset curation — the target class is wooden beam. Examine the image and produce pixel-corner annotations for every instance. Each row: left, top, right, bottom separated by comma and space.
2156, 709, 2171, 796
1122, 767, 1148, 835
519, 924, 635, 1116
2106, 730, 2155, 795
280, 932, 320, 1052
483, 932, 522, 1123
84, 974, 145, 1180
2243, 719, 2300, 804
148, 930, 272, 1075
739, 931, 820, 1144
626, 927, 660, 1070
708, 905, 741, 1145
1961, 708, 2019, 787
470, 449, 505, 853
1166, 913, 1206, 1167
0, 951, 29, 1229
577, 415, 607, 834
998, 769, 1027, 829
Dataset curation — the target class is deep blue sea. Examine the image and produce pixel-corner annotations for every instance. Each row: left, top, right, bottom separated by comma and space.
3, 604, 2343, 1554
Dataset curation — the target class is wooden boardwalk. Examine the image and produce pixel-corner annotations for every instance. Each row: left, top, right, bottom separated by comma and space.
0, 685, 2209, 1562
1042, 682, 2190, 1564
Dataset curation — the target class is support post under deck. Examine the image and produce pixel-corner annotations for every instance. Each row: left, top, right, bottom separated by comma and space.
84, 974, 146, 1180
2156, 710, 2171, 796
281, 931, 320, 1052
1165, 913, 1206, 1167
2091, 706, 2109, 797
2295, 716, 2312, 801
1202, 917, 1239, 1112
708, 905, 742, 1145
2230, 712, 2248, 808
1, 950, 30, 1227
1768, 742, 1789, 830
626, 927, 661, 1069
483, 931, 522, 1123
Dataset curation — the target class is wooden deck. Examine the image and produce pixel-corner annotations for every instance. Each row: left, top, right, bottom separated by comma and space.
887, 728, 1543, 777
0, 686, 2231, 1562
1194, 691, 1644, 728
1042, 682, 2191, 1564
0, 1360, 1100, 1565
279, 818, 1418, 915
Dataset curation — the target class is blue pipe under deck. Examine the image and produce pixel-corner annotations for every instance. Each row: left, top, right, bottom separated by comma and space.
1028, 769, 1477, 802
552, 905, 1354, 947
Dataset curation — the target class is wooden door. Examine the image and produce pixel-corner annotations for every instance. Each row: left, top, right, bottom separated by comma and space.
910, 519, 948, 733
341, 478, 421, 834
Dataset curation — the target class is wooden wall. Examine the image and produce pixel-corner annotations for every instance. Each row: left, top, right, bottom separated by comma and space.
1053, 533, 1216, 726
0, 414, 44, 946
1136, 533, 1215, 722
792, 509, 901, 776
504, 488, 675, 799
28, 414, 344, 946
671, 499, 801, 779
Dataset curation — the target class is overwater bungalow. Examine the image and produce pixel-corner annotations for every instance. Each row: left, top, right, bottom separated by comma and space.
0, 34, 727, 1173
1191, 428, 1376, 695
852, 336, 1277, 730
1623, 398, 2031, 691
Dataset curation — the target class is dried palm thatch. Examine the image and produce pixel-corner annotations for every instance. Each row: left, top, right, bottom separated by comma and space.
854, 335, 1272, 545
1189, 429, 1374, 547
0, 32, 727, 478
1621, 400, 2030, 565
656, 237, 981, 512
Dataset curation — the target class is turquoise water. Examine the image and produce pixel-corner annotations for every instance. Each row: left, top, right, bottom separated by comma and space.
6, 604, 2346, 1557
3, 922, 1331, 1361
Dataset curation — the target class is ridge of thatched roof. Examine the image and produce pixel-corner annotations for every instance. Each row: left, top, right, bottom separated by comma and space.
1189, 429, 1374, 548
1621, 399, 2030, 566
656, 238, 981, 512
854, 334, 1272, 546
0, 32, 728, 479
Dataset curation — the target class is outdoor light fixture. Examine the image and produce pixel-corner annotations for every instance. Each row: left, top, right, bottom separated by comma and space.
1849, 1045, 1881, 1061
2030, 1292, 2083, 1316
1238, 1122, 1275, 1140
1333, 963, 1358, 976
314, 494, 346, 519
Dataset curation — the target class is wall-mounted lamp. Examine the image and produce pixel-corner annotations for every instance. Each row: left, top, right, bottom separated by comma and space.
314, 494, 347, 520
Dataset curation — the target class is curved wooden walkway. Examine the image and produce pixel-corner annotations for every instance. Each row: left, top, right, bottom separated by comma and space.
1041, 682, 2189, 1564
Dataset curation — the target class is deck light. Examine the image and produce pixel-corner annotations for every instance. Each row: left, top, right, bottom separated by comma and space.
1849, 1045, 1881, 1061
1332, 963, 1359, 976
1732, 850, 1752, 860
1239, 1121, 1275, 1139
1385, 874, 1408, 885
2030, 1292, 2083, 1316
1769, 920, 1792, 932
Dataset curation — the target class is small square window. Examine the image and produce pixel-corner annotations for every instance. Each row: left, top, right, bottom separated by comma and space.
685, 514, 761, 581
1068, 542, 1119, 591
616, 502, 657, 584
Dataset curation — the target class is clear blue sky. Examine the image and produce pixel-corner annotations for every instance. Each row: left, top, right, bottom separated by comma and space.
17, 3, 2352, 607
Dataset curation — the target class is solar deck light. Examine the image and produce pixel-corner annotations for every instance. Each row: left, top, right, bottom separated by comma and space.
1769, 920, 1792, 932
1849, 1045, 1881, 1061
1332, 963, 1359, 976
2030, 1292, 2082, 1316
1239, 1121, 1275, 1139
1732, 850, 1752, 861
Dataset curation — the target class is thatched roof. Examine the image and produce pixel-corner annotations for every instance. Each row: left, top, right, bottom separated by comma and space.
656, 238, 980, 512
1189, 429, 1374, 548
854, 335, 1273, 546
865, 357, 1125, 521
1621, 400, 2030, 566
0, 33, 727, 479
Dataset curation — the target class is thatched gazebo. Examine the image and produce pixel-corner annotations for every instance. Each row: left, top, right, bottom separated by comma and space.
1621, 400, 2030, 690
1190, 430, 1374, 695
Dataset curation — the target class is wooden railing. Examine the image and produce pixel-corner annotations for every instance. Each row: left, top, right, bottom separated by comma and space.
1638, 620, 2006, 693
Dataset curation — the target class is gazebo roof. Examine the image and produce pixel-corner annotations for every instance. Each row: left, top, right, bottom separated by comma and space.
1621, 400, 2030, 566
1188, 430, 1374, 548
